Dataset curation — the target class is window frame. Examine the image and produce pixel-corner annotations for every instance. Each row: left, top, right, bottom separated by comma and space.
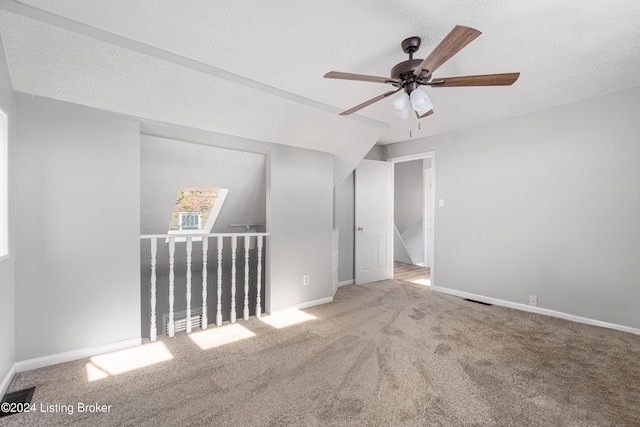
0, 107, 8, 259
179, 211, 202, 231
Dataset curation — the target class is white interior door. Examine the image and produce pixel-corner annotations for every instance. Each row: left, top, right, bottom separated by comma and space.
355, 159, 393, 284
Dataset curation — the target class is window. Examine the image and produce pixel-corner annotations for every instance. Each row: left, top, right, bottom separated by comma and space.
179, 212, 202, 230
0, 108, 7, 258
168, 186, 228, 240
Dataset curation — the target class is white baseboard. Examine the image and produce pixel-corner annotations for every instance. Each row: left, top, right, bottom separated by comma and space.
271, 296, 334, 315
1, 363, 16, 397
431, 286, 640, 336
14, 337, 142, 373
338, 280, 354, 287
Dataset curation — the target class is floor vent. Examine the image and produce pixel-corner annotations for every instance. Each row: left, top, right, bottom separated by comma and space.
463, 298, 493, 306
162, 307, 203, 336
1, 387, 36, 418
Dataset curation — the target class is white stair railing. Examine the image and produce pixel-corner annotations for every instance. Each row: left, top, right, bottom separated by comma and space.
141, 232, 268, 342
230, 236, 237, 324
216, 236, 223, 327
168, 237, 175, 337
201, 237, 208, 330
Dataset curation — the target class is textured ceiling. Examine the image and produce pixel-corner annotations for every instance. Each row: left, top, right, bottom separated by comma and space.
1, 0, 640, 175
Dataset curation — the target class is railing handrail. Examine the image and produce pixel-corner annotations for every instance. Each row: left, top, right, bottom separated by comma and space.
140, 232, 270, 240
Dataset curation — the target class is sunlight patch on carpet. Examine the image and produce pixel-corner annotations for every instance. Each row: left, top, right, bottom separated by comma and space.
86, 342, 173, 381
85, 362, 109, 381
411, 278, 431, 286
189, 323, 256, 350
259, 310, 317, 329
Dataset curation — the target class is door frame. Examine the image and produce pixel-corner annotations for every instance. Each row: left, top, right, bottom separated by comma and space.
387, 151, 436, 286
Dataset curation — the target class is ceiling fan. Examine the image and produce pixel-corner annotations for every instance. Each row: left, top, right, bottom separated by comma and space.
324, 25, 520, 119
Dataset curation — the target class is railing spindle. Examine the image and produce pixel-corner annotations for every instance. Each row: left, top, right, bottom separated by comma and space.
168, 237, 175, 337
186, 236, 192, 334
216, 236, 223, 326
150, 238, 157, 341
140, 232, 268, 337
201, 237, 208, 330
243, 235, 250, 320
256, 235, 263, 318
231, 236, 237, 324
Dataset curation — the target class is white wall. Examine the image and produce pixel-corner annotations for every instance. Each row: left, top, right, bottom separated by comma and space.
14, 94, 141, 361
267, 144, 334, 311
386, 87, 640, 330
0, 32, 16, 395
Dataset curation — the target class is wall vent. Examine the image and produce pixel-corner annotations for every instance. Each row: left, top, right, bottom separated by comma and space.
162, 307, 203, 336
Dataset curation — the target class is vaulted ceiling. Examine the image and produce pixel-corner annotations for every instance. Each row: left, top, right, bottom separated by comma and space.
1, 0, 639, 181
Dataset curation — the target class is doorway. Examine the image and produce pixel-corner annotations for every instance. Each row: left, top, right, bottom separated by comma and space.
388, 152, 435, 286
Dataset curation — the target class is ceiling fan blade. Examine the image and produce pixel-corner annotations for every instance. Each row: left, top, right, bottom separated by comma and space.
339, 88, 402, 116
413, 25, 482, 77
325, 71, 399, 85
415, 109, 434, 119
431, 72, 520, 87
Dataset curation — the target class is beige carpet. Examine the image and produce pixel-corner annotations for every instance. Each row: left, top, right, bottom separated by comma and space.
3, 280, 640, 426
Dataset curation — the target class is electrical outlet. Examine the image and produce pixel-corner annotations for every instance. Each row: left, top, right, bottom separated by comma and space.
529, 295, 538, 307
303, 275, 310, 286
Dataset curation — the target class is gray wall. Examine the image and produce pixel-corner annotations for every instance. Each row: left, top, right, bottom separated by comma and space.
364, 145, 385, 161
140, 135, 266, 236
334, 172, 354, 283
267, 144, 334, 311
0, 32, 16, 391
394, 159, 423, 234
386, 87, 640, 329
394, 159, 424, 265
14, 94, 141, 361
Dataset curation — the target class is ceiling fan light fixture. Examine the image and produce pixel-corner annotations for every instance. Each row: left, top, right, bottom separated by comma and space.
391, 92, 411, 119
410, 88, 433, 115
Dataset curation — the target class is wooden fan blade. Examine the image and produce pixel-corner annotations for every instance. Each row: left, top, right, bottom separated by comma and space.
325, 71, 399, 85
339, 88, 402, 116
431, 72, 520, 87
416, 109, 434, 119
413, 25, 482, 77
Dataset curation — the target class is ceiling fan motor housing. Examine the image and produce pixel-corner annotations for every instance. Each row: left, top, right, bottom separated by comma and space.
391, 59, 430, 93
392, 36, 432, 94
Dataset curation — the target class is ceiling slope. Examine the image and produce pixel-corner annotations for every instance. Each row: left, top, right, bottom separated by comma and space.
0, 5, 386, 183
1, 0, 640, 159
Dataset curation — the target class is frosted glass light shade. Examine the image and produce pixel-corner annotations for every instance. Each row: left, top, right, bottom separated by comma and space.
410, 89, 433, 115
391, 92, 410, 119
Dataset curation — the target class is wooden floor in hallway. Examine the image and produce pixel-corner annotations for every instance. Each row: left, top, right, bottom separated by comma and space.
393, 261, 430, 286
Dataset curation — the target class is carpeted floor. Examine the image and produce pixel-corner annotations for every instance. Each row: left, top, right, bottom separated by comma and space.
3, 280, 640, 426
